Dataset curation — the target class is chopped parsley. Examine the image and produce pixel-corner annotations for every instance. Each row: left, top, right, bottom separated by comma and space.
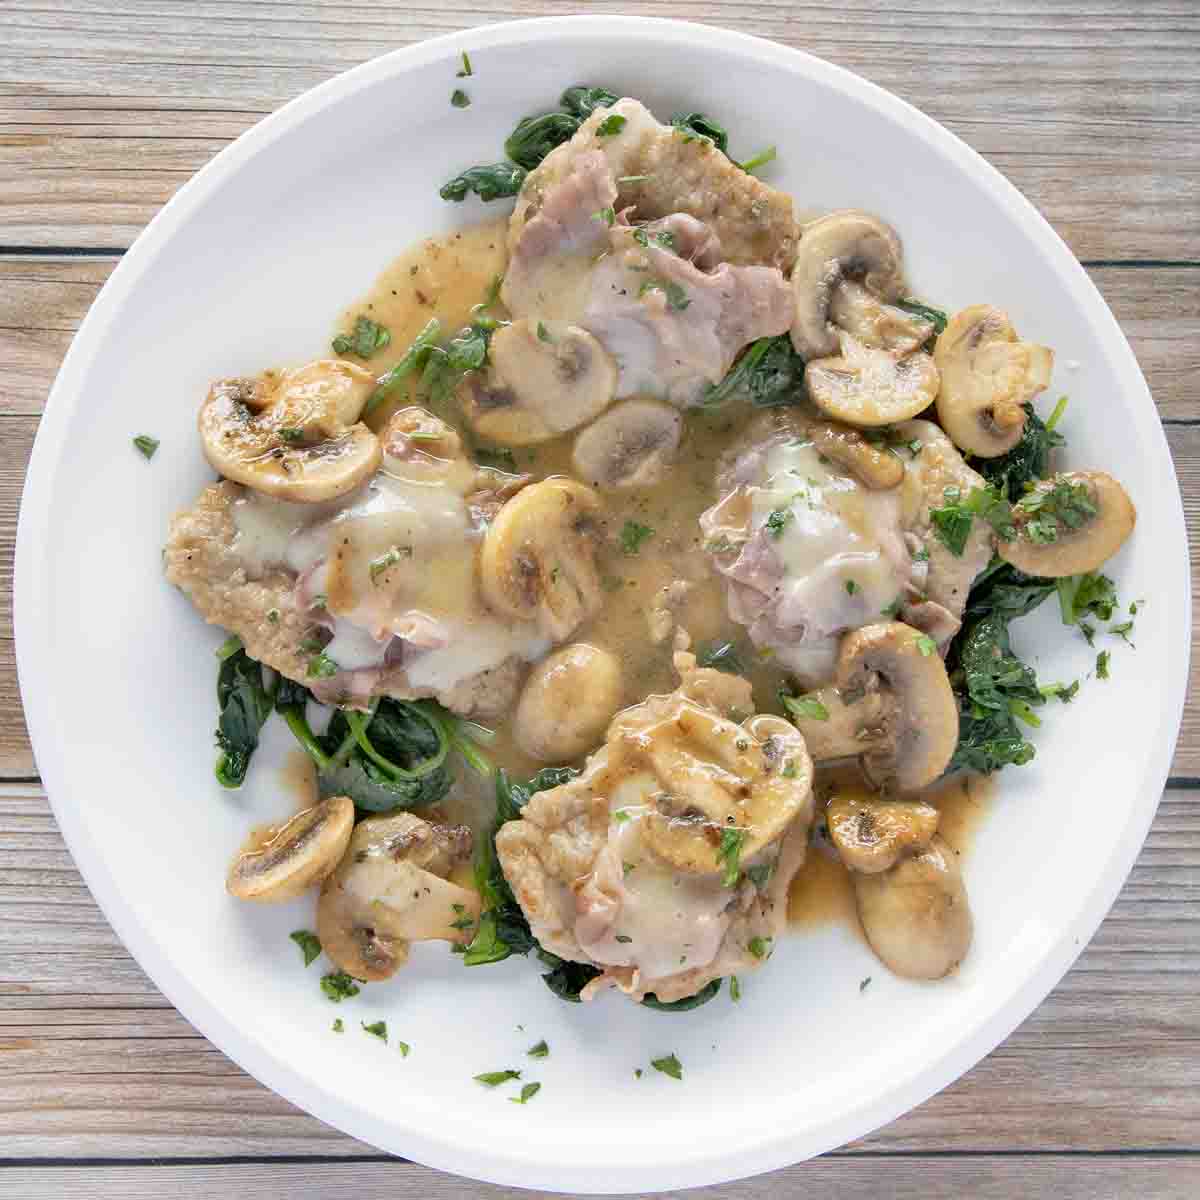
730, 976, 742, 1002
697, 641, 746, 675
361, 1020, 388, 1042
289, 930, 322, 967
782, 691, 829, 722
397, 1041, 411, 1058
536, 321, 552, 343
595, 113, 627, 137
451, 88, 471, 108
916, 635, 937, 657
736, 145, 777, 174
931, 484, 1015, 556
637, 276, 690, 311
1096, 650, 1111, 679
133, 434, 160, 460
632, 226, 678, 251
592, 205, 615, 226
475, 1069, 521, 1088
457, 51, 473, 77
306, 652, 339, 679
1111, 620, 1135, 645
845, 579, 859, 595
614, 934, 633, 943
613, 808, 632, 824
1040, 680, 1080, 704
332, 1018, 344, 1033
764, 507, 793, 539
860, 976, 872, 993
1056, 571, 1118, 625
747, 936, 771, 960
619, 520, 655, 555
320, 971, 361, 1002
449, 902, 475, 932
266, 609, 280, 624
1015, 478, 1096, 544
650, 1053, 683, 1080
510, 1082, 542, 1104
912, 546, 930, 563
880, 597, 903, 618
717, 828, 747, 888
332, 315, 391, 359
527, 1040, 549, 1059
369, 545, 408, 583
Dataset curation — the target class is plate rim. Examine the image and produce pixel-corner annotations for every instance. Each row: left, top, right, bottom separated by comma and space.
14, 14, 1190, 1192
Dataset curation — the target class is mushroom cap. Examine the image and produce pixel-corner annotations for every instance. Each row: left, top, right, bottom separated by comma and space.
614, 700, 812, 874
805, 332, 939, 427
199, 360, 382, 502
999, 469, 1136, 578
807, 419, 905, 489
461, 319, 617, 446
835, 622, 959, 792
571, 398, 683, 490
479, 477, 606, 640
515, 642, 623, 763
934, 305, 1054, 457
854, 834, 973, 979
829, 280, 934, 354
790, 210, 906, 360
826, 790, 940, 874
316, 812, 479, 982
226, 795, 354, 903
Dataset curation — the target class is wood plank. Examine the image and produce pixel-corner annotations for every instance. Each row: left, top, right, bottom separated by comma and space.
1, 1157, 1198, 1200
1, 414, 1198, 779
4, 260, 1197, 420
0, 782, 1194, 1158
0, 0, 1196, 258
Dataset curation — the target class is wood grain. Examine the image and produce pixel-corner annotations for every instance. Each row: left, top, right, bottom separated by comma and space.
1, 781, 1196, 1159
1, 1, 1197, 257
1, 1157, 1198, 1200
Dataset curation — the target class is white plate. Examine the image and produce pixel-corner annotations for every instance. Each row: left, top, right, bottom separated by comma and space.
15, 15, 1189, 1193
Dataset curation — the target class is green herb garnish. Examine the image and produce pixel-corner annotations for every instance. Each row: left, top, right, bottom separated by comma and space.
1097, 650, 1111, 679
320, 971, 361, 1002
595, 113, 627, 137
451, 88, 470, 108
133, 434, 160, 459
748, 936, 771, 960
361, 1020, 387, 1042
619, 520, 655, 555
332, 315, 391, 359
475, 1069, 521, 1088
510, 1082, 542, 1104
764, 507, 792, 539
650, 1053, 683, 1080
289, 930, 322, 967
781, 693, 829, 722
717, 828, 746, 888
527, 1040, 549, 1059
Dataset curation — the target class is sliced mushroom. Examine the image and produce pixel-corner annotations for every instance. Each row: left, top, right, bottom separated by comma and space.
515, 643, 623, 763
783, 622, 958, 792
790, 211, 906, 360
934, 305, 1053, 457
999, 469, 1136, 577
854, 835, 972, 979
613, 701, 812, 874
460, 319, 617, 446
830, 280, 933, 354
805, 332, 939, 428
826, 791, 939, 873
200, 359, 381, 501
479, 477, 606, 640
317, 812, 479, 982
572, 399, 683, 489
808, 419, 905, 489
226, 795, 354, 903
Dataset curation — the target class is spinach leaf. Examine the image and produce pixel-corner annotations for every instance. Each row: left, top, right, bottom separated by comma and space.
439, 162, 527, 203
670, 111, 729, 153
895, 298, 948, 351
978, 403, 1065, 502
505, 112, 582, 170
641, 979, 722, 1011
537, 947, 601, 1002
214, 647, 275, 788
702, 335, 805, 408
963, 559, 1057, 622
697, 641, 746, 675
560, 85, 619, 118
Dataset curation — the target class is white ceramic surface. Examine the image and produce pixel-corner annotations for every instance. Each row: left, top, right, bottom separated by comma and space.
15, 16, 1189, 1194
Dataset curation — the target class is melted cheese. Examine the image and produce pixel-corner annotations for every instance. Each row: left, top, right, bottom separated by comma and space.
571, 770, 733, 982
230, 464, 547, 691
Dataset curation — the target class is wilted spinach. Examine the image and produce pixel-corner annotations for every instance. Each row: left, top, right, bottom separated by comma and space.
439, 162, 527, 204
702, 335, 805, 408
978, 403, 1066, 502
214, 641, 275, 788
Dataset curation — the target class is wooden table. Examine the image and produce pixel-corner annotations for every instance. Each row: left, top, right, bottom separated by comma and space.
1, 3, 1197, 1196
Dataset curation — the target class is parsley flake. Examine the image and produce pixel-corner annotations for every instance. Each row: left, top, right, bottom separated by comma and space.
332, 315, 391, 359
133, 434, 160, 460
527, 1040, 549, 1058
510, 1082, 542, 1104
717, 828, 746, 888
596, 113, 627, 137
456, 51, 473, 77
764, 508, 793, 539
650, 1053, 683, 1080
320, 971, 361, 1002
619, 520, 655, 555
730, 976, 742, 1002
1096, 650, 1111, 680
781, 693, 829, 722
451, 88, 470, 108
916, 635, 937, 657
475, 1069, 521, 1087
748, 936, 772, 960
361, 1020, 387, 1042
289, 930, 322, 967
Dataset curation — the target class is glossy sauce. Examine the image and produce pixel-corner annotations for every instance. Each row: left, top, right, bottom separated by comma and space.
270, 220, 996, 936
